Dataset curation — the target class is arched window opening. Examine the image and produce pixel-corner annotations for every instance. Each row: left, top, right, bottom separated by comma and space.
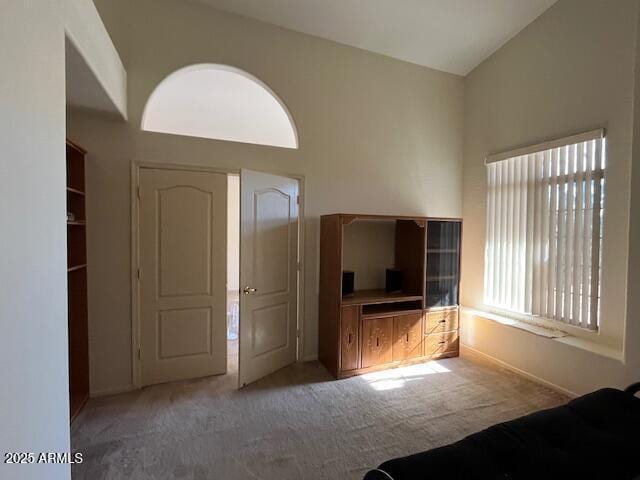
141, 64, 298, 149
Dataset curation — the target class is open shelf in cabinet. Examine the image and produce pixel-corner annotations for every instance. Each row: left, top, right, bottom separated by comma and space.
342, 289, 423, 306
361, 300, 423, 318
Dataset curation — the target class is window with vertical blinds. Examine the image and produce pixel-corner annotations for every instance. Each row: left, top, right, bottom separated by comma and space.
484, 131, 606, 330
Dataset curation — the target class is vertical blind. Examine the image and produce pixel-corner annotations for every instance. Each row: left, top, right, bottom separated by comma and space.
484, 133, 605, 330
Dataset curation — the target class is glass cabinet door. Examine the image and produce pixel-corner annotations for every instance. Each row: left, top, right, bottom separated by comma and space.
426, 220, 461, 308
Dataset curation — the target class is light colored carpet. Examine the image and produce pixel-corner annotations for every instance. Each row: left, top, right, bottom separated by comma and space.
71, 343, 567, 480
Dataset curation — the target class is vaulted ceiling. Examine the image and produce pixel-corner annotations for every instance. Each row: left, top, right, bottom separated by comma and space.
192, 0, 558, 76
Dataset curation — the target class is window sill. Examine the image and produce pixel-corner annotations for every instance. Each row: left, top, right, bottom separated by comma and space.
554, 335, 623, 363
461, 308, 568, 338
461, 307, 624, 363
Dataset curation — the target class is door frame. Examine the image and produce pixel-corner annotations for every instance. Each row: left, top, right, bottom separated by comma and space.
130, 161, 306, 389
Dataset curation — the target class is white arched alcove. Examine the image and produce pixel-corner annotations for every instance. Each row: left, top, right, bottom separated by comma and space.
141, 64, 298, 149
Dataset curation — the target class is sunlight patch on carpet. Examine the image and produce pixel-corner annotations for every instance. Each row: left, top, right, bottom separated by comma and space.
361, 361, 451, 391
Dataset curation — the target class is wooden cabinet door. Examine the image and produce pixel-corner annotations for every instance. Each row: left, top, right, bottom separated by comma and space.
361, 316, 394, 368
393, 313, 423, 361
340, 306, 360, 371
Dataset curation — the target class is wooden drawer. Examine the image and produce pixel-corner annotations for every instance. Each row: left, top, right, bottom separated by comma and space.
392, 313, 423, 362
425, 309, 459, 336
361, 316, 394, 368
424, 331, 459, 358
340, 306, 360, 371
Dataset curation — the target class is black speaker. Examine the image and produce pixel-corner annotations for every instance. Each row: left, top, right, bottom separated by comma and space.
342, 271, 355, 296
385, 268, 403, 293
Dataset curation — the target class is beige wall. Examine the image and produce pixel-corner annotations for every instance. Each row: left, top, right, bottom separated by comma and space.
69, 0, 464, 395
63, 0, 127, 117
1, 1, 124, 478
343, 220, 396, 291
461, 0, 640, 395
1, 5, 69, 479
626, 1, 640, 379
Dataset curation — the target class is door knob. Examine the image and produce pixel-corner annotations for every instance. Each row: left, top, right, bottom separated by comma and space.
242, 286, 258, 295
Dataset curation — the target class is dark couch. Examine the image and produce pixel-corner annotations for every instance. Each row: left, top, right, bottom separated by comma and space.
364, 383, 640, 480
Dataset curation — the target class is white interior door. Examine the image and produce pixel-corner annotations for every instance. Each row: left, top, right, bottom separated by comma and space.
239, 169, 299, 387
138, 168, 227, 386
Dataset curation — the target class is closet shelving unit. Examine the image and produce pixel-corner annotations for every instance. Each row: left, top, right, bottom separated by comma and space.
67, 140, 89, 421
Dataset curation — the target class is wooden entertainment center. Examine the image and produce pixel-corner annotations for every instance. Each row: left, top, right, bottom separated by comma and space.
319, 214, 461, 379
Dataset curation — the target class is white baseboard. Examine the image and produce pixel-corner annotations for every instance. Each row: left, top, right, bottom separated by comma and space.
460, 344, 578, 398
90, 384, 135, 398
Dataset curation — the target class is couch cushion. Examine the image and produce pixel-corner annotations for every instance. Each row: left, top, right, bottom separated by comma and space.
374, 388, 640, 480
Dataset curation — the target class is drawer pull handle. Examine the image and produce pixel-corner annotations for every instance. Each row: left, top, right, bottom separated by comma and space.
348, 333, 352, 344
406, 333, 410, 342
439, 341, 446, 345
376, 337, 380, 347
439, 320, 446, 324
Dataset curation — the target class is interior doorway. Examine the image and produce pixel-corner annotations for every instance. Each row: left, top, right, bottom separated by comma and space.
226, 174, 240, 378
133, 166, 301, 389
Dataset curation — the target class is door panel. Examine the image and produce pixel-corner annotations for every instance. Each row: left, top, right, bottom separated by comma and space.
254, 189, 291, 295
340, 305, 360, 371
361, 316, 393, 368
139, 168, 227, 386
251, 303, 289, 357
392, 313, 423, 361
240, 170, 299, 386
158, 308, 212, 359
158, 186, 213, 297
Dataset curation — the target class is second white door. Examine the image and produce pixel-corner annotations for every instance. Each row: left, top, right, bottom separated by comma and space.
239, 169, 299, 387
